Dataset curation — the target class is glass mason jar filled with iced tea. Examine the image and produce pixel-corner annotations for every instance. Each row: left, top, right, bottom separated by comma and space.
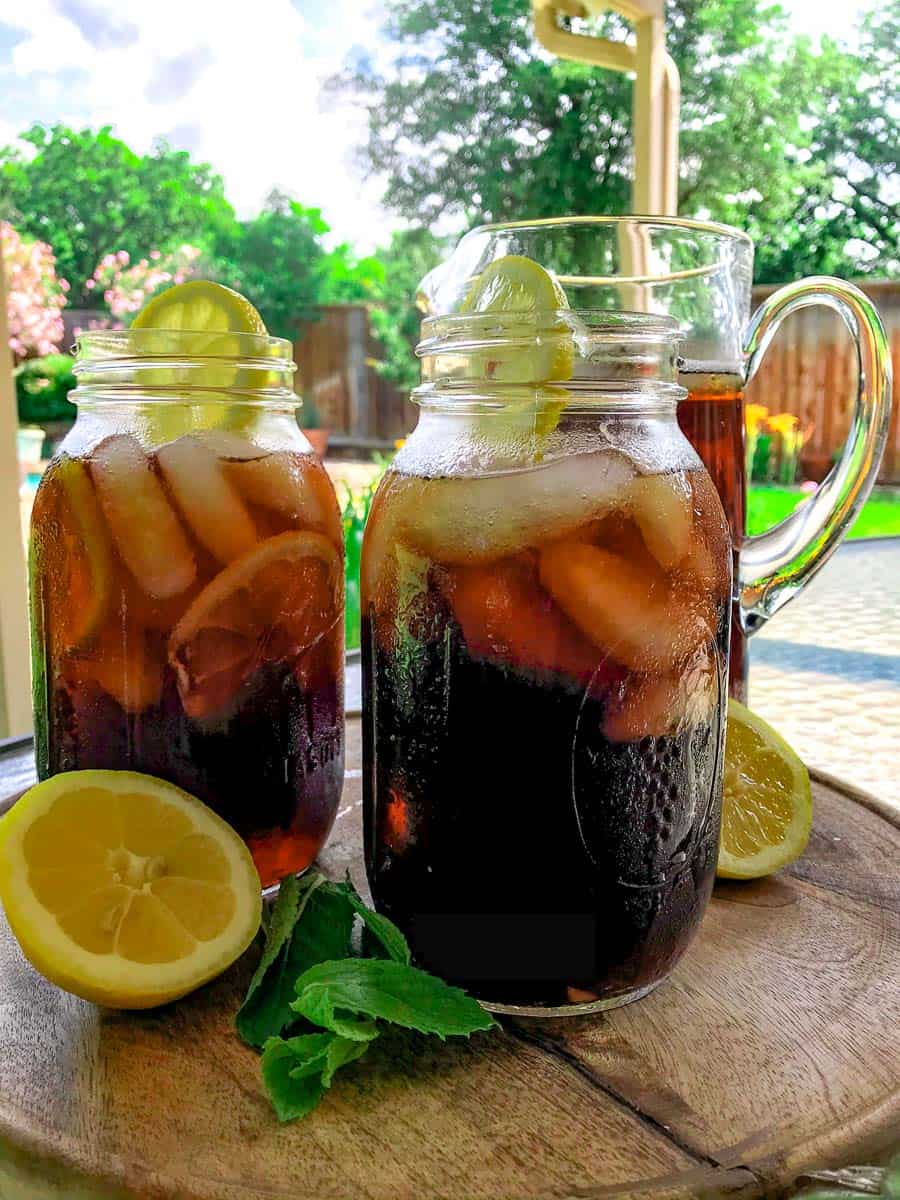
29, 323, 344, 889
362, 262, 732, 1015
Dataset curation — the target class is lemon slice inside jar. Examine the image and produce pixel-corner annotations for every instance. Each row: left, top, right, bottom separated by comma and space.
459, 255, 575, 458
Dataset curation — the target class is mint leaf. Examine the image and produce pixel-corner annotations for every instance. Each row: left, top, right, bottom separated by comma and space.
237, 876, 354, 1048
322, 1034, 372, 1086
261, 1031, 374, 1122
342, 880, 411, 964
260, 1037, 327, 1122
291, 958, 497, 1039
236, 873, 303, 1043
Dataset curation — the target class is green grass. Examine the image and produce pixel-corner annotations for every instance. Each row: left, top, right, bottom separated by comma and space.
747, 485, 900, 539
342, 481, 380, 651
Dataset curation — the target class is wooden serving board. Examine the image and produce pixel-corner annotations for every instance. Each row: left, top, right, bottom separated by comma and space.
0, 722, 898, 1200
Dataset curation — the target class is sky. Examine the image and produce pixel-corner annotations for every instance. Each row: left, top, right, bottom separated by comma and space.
0, 0, 871, 252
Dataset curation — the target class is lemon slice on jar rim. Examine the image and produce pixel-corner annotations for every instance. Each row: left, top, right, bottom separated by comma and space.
717, 699, 813, 880
0, 770, 261, 1008
131, 280, 278, 436
457, 254, 575, 458
461, 253, 575, 384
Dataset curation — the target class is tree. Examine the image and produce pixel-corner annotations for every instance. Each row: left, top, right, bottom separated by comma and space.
0, 124, 237, 305
365, 228, 446, 391
338, 0, 899, 281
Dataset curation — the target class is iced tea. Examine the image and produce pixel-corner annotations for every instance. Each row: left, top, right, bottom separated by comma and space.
30, 431, 344, 888
363, 445, 731, 1011
676, 370, 746, 699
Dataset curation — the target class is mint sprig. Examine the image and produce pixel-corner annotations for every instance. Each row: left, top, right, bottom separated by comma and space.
237, 871, 496, 1121
292, 959, 495, 1040
236, 875, 354, 1049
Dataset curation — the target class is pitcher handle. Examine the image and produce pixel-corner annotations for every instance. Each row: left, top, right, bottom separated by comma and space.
738, 277, 892, 636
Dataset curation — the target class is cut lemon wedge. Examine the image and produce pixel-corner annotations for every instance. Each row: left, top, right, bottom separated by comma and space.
0, 770, 261, 1008
31, 456, 114, 651
718, 699, 812, 879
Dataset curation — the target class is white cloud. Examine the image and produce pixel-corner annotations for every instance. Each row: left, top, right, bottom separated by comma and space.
0, 0, 395, 249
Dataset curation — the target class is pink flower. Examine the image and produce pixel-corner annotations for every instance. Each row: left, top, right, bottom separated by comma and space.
150, 250, 161, 260
117, 250, 130, 264
1, 222, 66, 361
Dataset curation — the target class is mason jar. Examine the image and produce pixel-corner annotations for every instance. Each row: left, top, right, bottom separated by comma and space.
362, 311, 731, 1015
29, 329, 344, 889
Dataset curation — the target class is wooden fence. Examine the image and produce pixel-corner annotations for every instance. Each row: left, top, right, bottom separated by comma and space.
295, 285, 900, 482
746, 280, 900, 484
293, 306, 414, 451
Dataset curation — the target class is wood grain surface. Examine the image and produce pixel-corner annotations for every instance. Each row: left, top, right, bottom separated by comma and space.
0, 722, 897, 1200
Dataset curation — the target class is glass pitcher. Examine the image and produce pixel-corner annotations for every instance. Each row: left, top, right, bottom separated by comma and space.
29, 329, 345, 889
419, 217, 893, 700
362, 313, 731, 1015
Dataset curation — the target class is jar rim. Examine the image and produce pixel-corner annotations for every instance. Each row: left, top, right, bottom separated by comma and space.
419, 309, 681, 346
72, 327, 293, 367
468, 214, 754, 248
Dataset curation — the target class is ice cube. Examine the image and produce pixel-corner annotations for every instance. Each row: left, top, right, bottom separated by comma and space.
625, 472, 692, 570
90, 435, 196, 599
443, 557, 599, 685
196, 430, 267, 461
65, 627, 164, 714
157, 434, 258, 565
225, 452, 340, 543
398, 451, 635, 564
539, 540, 715, 672
603, 649, 717, 743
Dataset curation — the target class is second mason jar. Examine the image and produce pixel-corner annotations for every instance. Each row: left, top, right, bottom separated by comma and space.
29, 329, 344, 889
362, 309, 732, 1015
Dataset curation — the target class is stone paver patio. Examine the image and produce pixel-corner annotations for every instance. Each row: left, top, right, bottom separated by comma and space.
749, 538, 900, 810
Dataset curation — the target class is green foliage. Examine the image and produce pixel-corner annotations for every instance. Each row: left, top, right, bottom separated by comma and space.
338, 0, 899, 282
237, 876, 356, 1050
342, 480, 382, 650
213, 191, 331, 339
213, 190, 394, 344
0, 124, 237, 305
366, 228, 446, 391
239, 870, 489, 1122
298, 397, 323, 430
15, 354, 76, 424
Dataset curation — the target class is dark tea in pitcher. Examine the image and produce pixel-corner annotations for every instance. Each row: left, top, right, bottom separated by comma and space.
676, 368, 747, 699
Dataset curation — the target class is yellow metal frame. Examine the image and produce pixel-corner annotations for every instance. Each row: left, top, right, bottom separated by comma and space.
532, 0, 680, 216
0, 259, 31, 737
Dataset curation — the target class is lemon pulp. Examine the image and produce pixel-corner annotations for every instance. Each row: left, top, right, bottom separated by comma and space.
0, 770, 261, 1008
718, 699, 812, 879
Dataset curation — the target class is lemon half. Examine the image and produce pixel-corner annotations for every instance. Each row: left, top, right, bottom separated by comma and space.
718, 700, 813, 879
0, 770, 261, 1008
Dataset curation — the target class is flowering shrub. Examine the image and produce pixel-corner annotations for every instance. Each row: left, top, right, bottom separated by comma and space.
85, 244, 202, 320
1, 222, 69, 362
745, 403, 814, 484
